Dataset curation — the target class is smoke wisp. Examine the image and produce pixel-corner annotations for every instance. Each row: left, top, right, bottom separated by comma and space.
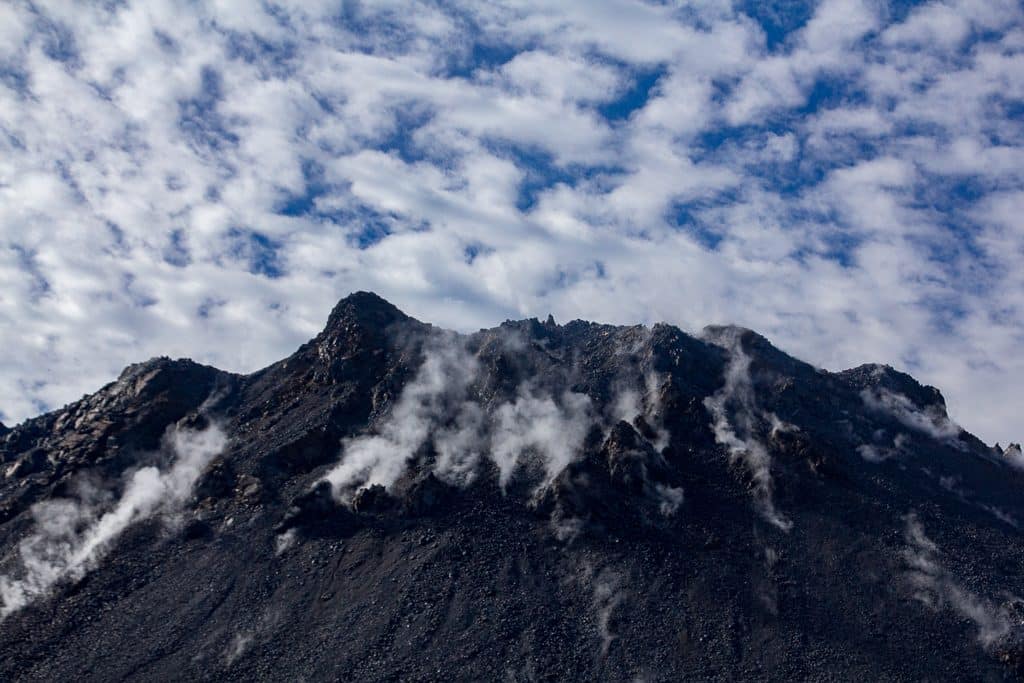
902, 513, 1019, 649
862, 388, 962, 443
433, 401, 486, 487
324, 338, 479, 500
857, 432, 910, 463
0, 423, 227, 619
569, 559, 629, 661
592, 566, 625, 659
323, 337, 599, 501
490, 385, 594, 490
702, 333, 792, 531
612, 371, 670, 452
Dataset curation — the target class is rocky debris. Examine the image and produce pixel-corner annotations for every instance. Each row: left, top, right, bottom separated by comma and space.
195, 458, 236, 502
323, 291, 410, 334
351, 484, 398, 514
998, 648, 1024, 675
604, 420, 667, 491
702, 324, 817, 383
181, 517, 213, 541
536, 421, 684, 536
258, 427, 339, 479
1000, 443, 1023, 460
307, 291, 423, 386
4, 447, 49, 479
277, 481, 336, 531
0, 292, 1021, 681
402, 473, 458, 517
769, 428, 845, 481
235, 473, 263, 503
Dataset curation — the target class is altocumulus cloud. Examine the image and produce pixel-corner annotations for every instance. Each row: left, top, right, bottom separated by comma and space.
0, 0, 1022, 444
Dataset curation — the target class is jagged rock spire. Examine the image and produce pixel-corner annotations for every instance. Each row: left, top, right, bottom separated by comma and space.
322, 291, 411, 335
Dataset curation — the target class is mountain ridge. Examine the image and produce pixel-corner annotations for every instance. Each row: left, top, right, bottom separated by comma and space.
1, 292, 954, 437
0, 291, 1021, 681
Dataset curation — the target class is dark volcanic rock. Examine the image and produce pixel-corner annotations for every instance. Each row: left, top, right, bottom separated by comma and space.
0, 292, 1022, 682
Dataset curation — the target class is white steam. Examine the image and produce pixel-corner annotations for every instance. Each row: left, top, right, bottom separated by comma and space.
902, 513, 1019, 649
321, 334, 689, 515
936, 475, 1019, 529
490, 386, 594, 489
592, 567, 625, 659
572, 560, 628, 660
861, 388, 962, 443
0, 423, 227, 619
612, 371, 670, 452
274, 528, 298, 555
612, 388, 641, 427
609, 372, 681, 517
323, 340, 478, 500
224, 633, 253, 666
323, 339, 598, 500
222, 605, 283, 667
549, 513, 586, 543
857, 433, 910, 463
651, 483, 684, 517
433, 401, 486, 487
703, 335, 792, 531
856, 444, 886, 462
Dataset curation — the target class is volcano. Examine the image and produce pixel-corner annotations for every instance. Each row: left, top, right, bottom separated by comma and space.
1, 292, 1022, 681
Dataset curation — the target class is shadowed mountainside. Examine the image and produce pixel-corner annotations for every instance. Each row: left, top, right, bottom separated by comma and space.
0, 291, 1023, 681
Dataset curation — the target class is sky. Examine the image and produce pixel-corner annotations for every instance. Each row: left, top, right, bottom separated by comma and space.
0, 0, 1021, 445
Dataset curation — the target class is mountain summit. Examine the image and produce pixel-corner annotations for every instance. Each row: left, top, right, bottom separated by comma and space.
0, 293, 1022, 680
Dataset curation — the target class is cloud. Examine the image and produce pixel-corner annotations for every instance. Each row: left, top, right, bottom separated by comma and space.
0, 422, 227, 618
0, 0, 1022, 448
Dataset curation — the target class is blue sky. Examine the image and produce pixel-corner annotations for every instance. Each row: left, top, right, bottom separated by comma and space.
0, 0, 1022, 444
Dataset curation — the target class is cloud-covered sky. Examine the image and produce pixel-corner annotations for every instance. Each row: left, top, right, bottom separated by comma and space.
1, 0, 1022, 444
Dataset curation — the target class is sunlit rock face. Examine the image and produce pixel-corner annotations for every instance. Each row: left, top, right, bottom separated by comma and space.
0, 292, 1021, 681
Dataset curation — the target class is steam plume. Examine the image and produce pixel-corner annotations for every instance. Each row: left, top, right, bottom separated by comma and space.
323, 339, 478, 500
490, 385, 594, 490
861, 388, 962, 443
0, 423, 227, 619
902, 513, 1018, 649
702, 332, 792, 531
323, 337, 597, 500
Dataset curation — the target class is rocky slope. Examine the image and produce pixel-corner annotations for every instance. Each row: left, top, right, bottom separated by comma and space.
0, 292, 1022, 681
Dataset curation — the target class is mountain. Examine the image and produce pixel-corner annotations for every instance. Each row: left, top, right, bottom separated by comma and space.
1, 291, 1022, 681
